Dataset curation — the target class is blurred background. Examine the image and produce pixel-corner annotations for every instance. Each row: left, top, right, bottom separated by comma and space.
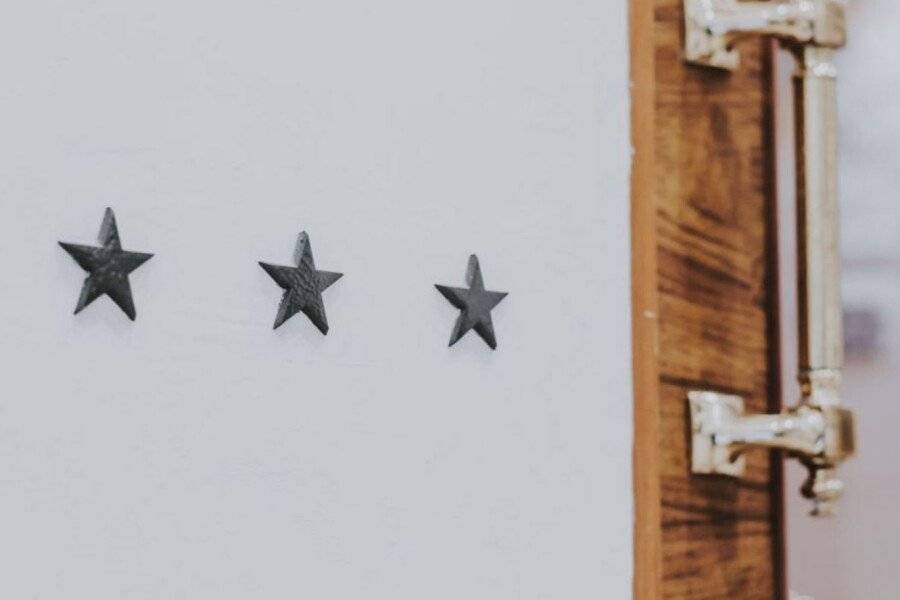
778, 1, 900, 598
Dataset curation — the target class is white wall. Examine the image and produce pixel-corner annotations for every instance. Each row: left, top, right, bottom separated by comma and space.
0, 1, 633, 598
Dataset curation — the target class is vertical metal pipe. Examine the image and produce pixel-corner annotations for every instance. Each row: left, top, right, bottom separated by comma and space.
793, 45, 843, 407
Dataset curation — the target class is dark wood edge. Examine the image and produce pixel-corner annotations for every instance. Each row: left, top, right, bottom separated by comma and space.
630, 0, 662, 597
762, 38, 789, 600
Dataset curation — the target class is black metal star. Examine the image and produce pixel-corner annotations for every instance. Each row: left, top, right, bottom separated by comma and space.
59, 208, 154, 321
259, 231, 343, 334
435, 254, 508, 350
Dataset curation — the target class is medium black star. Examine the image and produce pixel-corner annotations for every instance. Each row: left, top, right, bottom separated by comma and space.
59, 208, 154, 321
259, 231, 343, 334
435, 254, 508, 350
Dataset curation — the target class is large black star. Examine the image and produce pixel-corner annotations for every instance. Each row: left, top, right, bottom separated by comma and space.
259, 231, 343, 334
435, 254, 508, 350
59, 208, 154, 321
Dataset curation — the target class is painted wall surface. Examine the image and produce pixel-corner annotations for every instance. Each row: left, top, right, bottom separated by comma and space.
779, 2, 900, 598
0, 2, 633, 598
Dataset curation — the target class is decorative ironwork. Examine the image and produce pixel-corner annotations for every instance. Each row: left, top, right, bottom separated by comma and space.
435, 254, 508, 350
59, 208, 154, 321
259, 231, 343, 334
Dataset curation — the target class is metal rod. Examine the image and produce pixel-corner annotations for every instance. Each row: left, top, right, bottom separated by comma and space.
716, 410, 826, 455
793, 45, 843, 407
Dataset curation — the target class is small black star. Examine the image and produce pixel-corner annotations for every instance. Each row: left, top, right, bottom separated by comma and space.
435, 254, 508, 350
59, 208, 154, 321
259, 231, 343, 334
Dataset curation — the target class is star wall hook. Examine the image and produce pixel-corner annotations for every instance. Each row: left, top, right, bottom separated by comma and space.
59, 208, 154, 321
435, 254, 508, 350
259, 231, 343, 334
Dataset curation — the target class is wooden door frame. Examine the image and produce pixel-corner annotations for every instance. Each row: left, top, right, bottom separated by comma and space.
630, 0, 662, 598
630, 1, 787, 596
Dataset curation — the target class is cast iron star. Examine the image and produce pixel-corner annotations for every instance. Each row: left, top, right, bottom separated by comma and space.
259, 231, 343, 334
435, 254, 508, 349
59, 208, 154, 321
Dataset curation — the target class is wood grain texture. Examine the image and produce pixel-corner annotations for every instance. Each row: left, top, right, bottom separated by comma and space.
649, 0, 786, 597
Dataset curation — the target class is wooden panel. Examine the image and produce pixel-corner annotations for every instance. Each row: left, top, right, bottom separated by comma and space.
649, 0, 786, 598
631, 0, 662, 597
